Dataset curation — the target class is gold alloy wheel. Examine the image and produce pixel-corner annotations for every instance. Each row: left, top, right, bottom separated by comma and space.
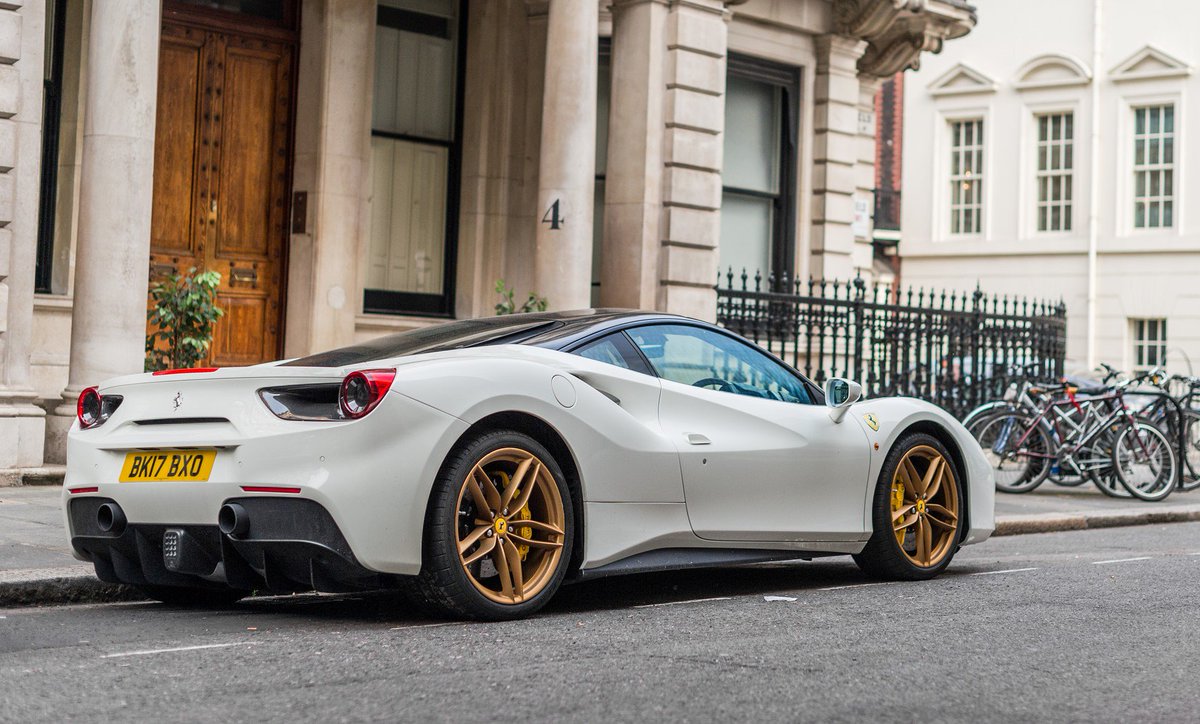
455, 447, 566, 604
889, 445, 959, 567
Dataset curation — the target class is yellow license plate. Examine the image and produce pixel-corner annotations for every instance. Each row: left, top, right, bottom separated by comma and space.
120, 450, 216, 482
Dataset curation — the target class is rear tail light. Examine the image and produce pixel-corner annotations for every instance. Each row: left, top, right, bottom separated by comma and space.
339, 369, 396, 419
77, 387, 123, 429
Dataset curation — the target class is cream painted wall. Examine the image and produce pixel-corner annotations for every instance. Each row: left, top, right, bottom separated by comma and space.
901, 0, 1200, 374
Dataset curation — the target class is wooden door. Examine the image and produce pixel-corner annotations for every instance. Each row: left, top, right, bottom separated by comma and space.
150, 19, 294, 366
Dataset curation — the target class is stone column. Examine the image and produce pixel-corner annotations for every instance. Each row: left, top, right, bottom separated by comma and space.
809, 35, 867, 282
45, 0, 161, 463
0, 0, 47, 474
598, 0, 667, 310
533, 0, 597, 311
284, 0, 373, 357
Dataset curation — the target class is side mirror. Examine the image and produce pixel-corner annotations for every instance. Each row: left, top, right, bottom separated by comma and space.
824, 377, 862, 423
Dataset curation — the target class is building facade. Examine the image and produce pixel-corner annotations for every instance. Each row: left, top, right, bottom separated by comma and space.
899, 0, 1200, 375
0, 0, 973, 478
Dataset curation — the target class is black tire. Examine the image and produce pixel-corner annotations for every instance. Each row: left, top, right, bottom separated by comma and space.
973, 413, 1052, 493
403, 429, 574, 621
854, 432, 964, 581
137, 585, 248, 607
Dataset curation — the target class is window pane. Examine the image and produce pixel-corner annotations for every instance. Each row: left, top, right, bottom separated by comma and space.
575, 337, 632, 370
373, 10, 458, 140
723, 76, 780, 193
719, 192, 772, 277
367, 137, 448, 294
627, 324, 812, 404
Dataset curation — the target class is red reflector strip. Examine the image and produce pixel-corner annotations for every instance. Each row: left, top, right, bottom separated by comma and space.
152, 367, 220, 376
69, 486, 99, 494
240, 486, 302, 494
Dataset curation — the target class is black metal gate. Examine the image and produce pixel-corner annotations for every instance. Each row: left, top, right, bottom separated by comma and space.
715, 270, 1068, 418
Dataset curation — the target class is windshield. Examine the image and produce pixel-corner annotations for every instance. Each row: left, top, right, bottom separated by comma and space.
282, 317, 562, 367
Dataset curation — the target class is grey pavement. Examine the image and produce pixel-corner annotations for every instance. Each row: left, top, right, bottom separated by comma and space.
1, 522, 1198, 722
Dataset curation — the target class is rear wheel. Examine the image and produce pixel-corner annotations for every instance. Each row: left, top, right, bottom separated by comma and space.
404, 430, 573, 620
854, 433, 963, 580
137, 585, 248, 607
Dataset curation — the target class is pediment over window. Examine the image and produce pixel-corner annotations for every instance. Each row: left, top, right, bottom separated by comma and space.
927, 63, 998, 97
1014, 54, 1091, 90
1110, 45, 1191, 83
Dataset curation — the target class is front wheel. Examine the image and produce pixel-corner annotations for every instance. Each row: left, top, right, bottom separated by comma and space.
972, 413, 1052, 493
1113, 422, 1177, 502
404, 430, 574, 621
854, 433, 963, 580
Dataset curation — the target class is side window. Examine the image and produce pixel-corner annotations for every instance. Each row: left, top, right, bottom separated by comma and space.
626, 324, 812, 404
572, 333, 652, 374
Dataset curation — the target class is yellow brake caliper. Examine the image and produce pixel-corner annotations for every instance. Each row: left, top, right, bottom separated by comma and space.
495, 471, 533, 561
891, 479, 906, 546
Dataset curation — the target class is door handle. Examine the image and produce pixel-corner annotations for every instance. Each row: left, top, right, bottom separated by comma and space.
686, 433, 711, 446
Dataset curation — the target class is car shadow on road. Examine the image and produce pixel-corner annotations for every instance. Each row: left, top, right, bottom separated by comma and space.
220, 556, 988, 625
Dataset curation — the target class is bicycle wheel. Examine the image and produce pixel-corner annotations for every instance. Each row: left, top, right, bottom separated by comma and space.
1113, 421, 1177, 502
974, 413, 1053, 493
1087, 423, 1132, 498
1178, 413, 1200, 491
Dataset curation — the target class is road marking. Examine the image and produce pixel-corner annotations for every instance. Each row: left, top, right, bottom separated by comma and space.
389, 622, 460, 631
818, 582, 897, 591
763, 595, 798, 602
1091, 557, 1152, 565
971, 567, 1039, 576
100, 642, 254, 659
1188, 551, 1200, 556
634, 596, 732, 609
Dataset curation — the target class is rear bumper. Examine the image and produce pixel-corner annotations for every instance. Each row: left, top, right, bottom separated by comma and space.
68, 495, 396, 593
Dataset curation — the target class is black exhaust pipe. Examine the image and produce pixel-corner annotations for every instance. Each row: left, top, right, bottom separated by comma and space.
96, 502, 126, 535
218, 503, 249, 537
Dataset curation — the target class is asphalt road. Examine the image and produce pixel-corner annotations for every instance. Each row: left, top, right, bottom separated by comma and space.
2, 523, 1199, 723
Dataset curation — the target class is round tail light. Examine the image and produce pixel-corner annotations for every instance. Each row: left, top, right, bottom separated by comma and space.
77, 387, 103, 429
339, 369, 396, 419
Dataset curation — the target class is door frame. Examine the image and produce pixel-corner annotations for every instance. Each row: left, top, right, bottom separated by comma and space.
158, 0, 301, 362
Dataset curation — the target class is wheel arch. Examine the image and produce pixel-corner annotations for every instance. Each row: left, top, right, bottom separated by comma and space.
890, 420, 971, 538
438, 410, 587, 576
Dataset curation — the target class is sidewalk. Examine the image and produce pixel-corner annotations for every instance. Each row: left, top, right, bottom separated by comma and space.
2, 483, 1199, 606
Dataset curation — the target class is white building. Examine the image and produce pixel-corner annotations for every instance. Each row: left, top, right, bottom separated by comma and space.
899, 0, 1200, 375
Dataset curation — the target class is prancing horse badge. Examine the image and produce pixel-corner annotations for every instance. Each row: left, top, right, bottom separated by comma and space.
863, 413, 879, 431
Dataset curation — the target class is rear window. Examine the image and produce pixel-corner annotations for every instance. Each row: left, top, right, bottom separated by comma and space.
282, 317, 561, 368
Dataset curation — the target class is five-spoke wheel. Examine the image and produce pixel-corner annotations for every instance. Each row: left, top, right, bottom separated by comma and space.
855, 432, 964, 579
404, 430, 574, 620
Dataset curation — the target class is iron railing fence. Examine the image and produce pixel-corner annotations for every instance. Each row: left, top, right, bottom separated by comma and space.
715, 269, 1068, 419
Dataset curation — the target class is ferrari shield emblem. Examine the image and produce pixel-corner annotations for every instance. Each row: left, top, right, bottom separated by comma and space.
863, 413, 879, 431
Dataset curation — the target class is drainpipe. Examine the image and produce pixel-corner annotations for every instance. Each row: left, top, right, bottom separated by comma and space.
1085, 0, 1102, 369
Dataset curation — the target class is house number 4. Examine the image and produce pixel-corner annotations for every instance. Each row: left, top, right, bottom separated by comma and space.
542, 199, 564, 230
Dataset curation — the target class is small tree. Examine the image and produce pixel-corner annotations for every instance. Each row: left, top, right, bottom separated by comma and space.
145, 268, 225, 372
494, 279, 548, 315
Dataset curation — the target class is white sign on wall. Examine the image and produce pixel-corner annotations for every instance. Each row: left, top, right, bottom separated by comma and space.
852, 195, 871, 239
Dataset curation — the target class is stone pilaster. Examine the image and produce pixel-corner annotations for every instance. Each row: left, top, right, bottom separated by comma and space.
0, 0, 48, 472
852, 73, 883, 277
657, 0, 727, 320
598, 0, 667, 310
284, 0, 373, 357
533, 0, 598, 311
809, 35, 867, 282
45, 0, 160, 463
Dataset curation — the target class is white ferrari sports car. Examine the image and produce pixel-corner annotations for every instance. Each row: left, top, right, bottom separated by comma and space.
64, 310, 993, 620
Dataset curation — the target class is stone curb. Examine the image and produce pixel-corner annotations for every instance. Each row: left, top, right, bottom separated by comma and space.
994, 507, 1200, 536
4, 508, 1200, 607
0, 571, 141, 607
